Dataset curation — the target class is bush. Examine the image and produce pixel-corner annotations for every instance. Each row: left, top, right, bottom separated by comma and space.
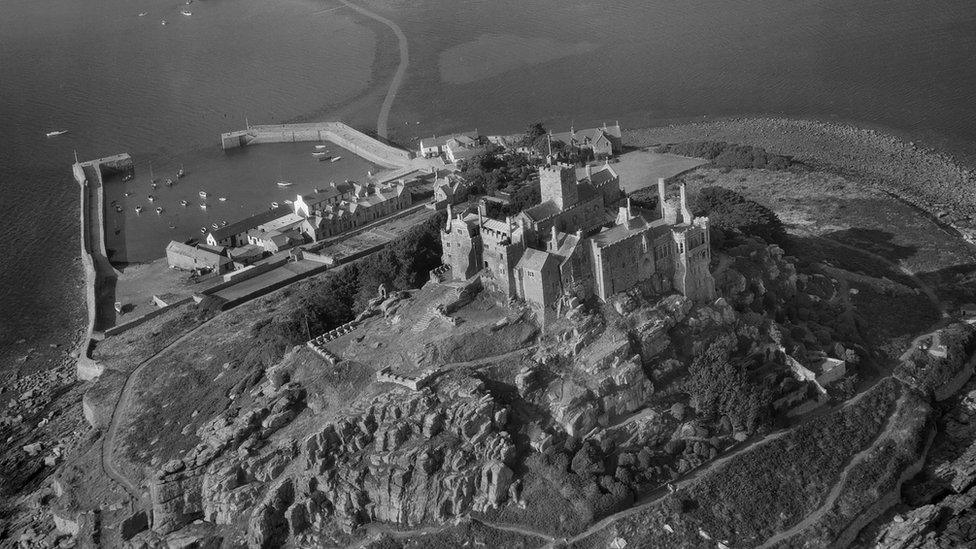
656, 141, 793, 170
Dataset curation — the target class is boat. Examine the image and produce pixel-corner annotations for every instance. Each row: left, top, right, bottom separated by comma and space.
135, 206, 144, 214
185, 0, 192, 5
198, 190, 208, 198
150, 182, 158, 189
330, 156, 342, 163
314, 145, 328, 150
123, 192, 132, 197
275, 180, 293, 187
317, 155, 332, 162
164, 178, 173, 187
284, 199, 293, 205
161, 19, 167, 25
45, 130, 68, 138
220, 220, 228, 227
218, 197, 227, 202
180, 200, 188, 207
211, 223, 219, 230
155, 207, 163, 215
121, 172, 133, 182
147, 195, 156, 202
176, 164, 185, 178
138, 12, 148, 17
270, 201, 279, 209
311, 151, 328, 157
200, 203, 208, 210
180, 9, 192, 16
200, 227, 207, 233
115, 206, 124, 213
168, 225, 176, 229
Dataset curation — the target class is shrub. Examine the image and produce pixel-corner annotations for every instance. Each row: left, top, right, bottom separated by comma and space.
656, 141, 793, 170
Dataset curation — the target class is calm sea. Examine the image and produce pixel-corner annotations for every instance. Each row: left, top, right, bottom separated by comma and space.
2, 0, 976, 373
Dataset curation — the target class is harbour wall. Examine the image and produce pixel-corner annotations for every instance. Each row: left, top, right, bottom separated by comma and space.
73, 153, 133, 380
219, 121, 413, 169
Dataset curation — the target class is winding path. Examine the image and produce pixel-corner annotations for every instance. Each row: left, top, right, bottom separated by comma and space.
337, 0, 408, 139
99, 314, 221, 515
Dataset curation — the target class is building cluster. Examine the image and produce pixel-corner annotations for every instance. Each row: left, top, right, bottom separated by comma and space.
440, 162, 715, 326
166, 178, 413, 275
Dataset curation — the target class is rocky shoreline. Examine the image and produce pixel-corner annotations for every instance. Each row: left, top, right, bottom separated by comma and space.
624, 117, 976, 242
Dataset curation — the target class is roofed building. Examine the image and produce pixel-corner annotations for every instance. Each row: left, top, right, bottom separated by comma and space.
166, 241, 232, 274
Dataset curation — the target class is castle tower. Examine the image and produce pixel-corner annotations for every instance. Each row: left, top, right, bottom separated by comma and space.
540, 164, 578, 211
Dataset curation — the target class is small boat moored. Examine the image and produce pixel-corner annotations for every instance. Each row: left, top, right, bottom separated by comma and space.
138, 11, 148, 16
135, 206, 144, 214
180, 9, 192, 16
46, 130, 68, 138
270, 201, 279, 209
218, 197, 227, 202
330, 156, 342, 163
200, 203, 208, 210
147, 195, 156, 202
155, 207, 163, 215
275, 180, 293, 188
220, 220, 228, 227
211, 223, 219, 230
161, 19, 167, 25
180, 200, 188, 207
164, 178, 173, 187
199, 190, 208, 198
314, 145, 328, 150
200, 227, 207, 233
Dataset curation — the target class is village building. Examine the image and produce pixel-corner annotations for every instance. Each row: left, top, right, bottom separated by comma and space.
298, 180, 412, 240
246, 212, 308, 253
444, 134, 490, 165
549, 123, 623, 158
205, 207, 289, 248
165, 241, 232, 274
419, 131, 479, 158
440, 162, 715, 326
433, 174, 470, 208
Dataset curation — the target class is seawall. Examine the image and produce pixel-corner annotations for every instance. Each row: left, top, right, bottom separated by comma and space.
219, 121, 413, 169
73, 153, 132, 381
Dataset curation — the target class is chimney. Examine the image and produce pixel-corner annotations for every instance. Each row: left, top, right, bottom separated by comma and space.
446, 202, 453, 231
550, 225, 559, 251
680, 182, 692, 223
585, 164, 592, 181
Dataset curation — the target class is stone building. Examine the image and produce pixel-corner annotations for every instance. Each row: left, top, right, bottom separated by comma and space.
439, 162, 715, 326
165, 241, 231, 274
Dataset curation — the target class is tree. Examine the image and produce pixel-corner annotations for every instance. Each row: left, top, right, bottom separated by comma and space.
524, 122, 547, 146
686, 334, 775, 432
692, 186, 785, 244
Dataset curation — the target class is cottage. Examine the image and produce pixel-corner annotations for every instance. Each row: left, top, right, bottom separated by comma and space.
165, 241, 231, 274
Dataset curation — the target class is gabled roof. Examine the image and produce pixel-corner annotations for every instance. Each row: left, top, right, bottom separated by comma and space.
166, 241, 230, 265
522, 200, 562, 222
588, 165, 618, 187
420, 131, 478, 149
209, 207, 288, 241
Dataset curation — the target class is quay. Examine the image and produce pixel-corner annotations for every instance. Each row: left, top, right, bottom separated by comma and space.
220, 121, 414, 169
72, 153, 133, 380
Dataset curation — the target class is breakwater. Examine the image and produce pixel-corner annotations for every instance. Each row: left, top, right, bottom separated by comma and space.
220, 121, 413, 169
72, 153, 133, 380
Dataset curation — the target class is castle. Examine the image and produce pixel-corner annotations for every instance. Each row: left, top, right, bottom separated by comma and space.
440, 163, 715, 325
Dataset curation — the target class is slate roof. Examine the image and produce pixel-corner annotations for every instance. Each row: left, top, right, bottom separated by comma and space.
209, 207, 289, 242
522, 200, 562, 222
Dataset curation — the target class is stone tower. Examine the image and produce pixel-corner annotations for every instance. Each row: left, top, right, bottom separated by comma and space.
540, 164, 578, 210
